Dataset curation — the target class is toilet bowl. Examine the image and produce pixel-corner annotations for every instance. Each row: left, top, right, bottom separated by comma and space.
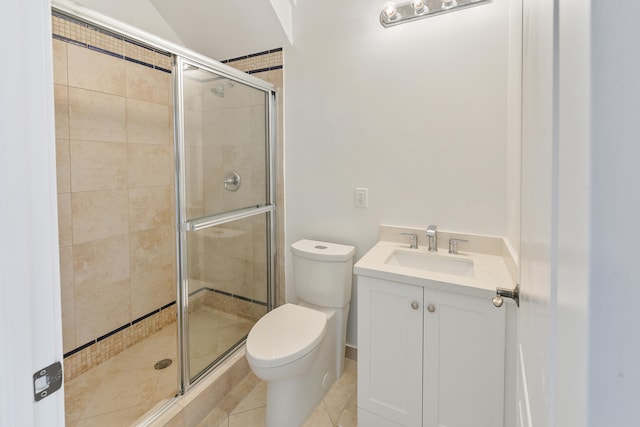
246, 239, 355, 427
246, 303, 327, 382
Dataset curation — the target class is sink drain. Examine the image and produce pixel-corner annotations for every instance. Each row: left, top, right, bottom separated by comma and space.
154, 359, 172, 370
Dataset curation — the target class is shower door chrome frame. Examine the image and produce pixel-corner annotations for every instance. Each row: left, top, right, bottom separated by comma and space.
173, 55, 277, 392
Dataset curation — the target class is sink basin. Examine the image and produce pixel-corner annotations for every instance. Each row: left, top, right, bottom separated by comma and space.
384, 250, 475, 277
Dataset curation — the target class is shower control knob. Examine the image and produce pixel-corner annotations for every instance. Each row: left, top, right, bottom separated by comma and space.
411, 301, 419, 310
223, 170, 241, 192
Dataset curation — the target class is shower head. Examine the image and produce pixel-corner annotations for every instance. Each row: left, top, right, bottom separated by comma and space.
211, 81, 234, 98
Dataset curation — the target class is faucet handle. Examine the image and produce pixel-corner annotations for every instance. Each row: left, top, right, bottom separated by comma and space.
448, 238, 469, 254
401, 233, 418, 249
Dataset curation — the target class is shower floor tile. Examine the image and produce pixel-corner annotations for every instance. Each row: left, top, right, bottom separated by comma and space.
65, 306, 252, 427
189, 307, 254, 378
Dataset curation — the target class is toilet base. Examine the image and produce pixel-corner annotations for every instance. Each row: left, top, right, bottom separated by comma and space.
263, 312, 338, 427
265, 366, 335, 427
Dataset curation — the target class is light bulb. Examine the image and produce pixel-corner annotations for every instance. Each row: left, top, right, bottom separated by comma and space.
411, 0, 426, 13
382, 2, 398, 19
442, 0, 458, 9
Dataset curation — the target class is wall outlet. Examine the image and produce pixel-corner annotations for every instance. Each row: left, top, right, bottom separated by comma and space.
355, 188, 368, 208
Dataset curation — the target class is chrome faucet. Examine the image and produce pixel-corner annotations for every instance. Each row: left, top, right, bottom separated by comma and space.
401, 233, 419, 249
426, 225, 437, 252
448, 238, 468, 254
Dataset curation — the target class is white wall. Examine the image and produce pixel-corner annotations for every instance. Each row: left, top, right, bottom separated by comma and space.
589, 2, 640, 425
285, 0, 519, 345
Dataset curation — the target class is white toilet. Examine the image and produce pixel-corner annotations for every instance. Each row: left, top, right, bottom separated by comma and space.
246, 239, 355, 427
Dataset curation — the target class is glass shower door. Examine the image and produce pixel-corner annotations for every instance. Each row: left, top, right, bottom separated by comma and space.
175, 58, 275, 385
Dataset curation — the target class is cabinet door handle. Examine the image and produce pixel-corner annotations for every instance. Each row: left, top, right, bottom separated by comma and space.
411, 301, 419, 310
427, 304, 436, 313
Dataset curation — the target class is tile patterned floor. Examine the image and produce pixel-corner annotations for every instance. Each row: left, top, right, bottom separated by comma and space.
64, 305, 356, 427
65, 307, 252, 427
197, 358, 358, 427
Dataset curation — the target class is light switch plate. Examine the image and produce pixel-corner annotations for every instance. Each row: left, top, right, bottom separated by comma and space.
355, 188, 368, 208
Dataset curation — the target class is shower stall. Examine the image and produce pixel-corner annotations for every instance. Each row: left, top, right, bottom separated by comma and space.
52, 6, 276, 425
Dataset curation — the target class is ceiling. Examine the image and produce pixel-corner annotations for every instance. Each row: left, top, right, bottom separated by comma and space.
68, 0, 292, 61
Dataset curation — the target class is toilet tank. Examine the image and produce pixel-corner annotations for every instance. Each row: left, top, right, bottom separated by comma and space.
291, 239, 355, 308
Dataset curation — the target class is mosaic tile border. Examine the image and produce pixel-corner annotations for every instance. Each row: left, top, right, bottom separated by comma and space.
203, 289, 268, 322
51, 11, 283, 74
52, 12, 172, 72
221, 48, 283, 74
189, 287, 267, 322
53, 12, 284, 75
63, 304, 177, 381
63, 301, 177, 358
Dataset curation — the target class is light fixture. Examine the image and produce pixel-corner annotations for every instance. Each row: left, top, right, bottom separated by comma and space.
411, 0, 427, 13
382, 1, 398, 20
442, 0, 458, 10
379, 0, 491, 28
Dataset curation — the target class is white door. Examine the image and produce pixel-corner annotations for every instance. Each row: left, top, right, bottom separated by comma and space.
518, 0, 591, 426
1, 0, 66, 426
518, 0, 556, 425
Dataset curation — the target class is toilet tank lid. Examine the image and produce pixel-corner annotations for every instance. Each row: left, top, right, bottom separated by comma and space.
291, 239, 355, 262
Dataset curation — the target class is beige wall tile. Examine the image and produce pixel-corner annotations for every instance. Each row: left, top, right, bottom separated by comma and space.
126, 98, 171, 144
71, 189, 129, 244
59, 245, 74, 301
67, 44, 125, 96
187, 234, 205, 282
54, 84, 69, 139
201, 110, 222, 146
61, 297, 76, 353
75, 279, 131, 344
56, 139, 71, 193
183, 78, 203, 113
68, 87, 126, 142
129, 225, 175, 276
73, 234, 130, 293
58, 192, 73, 247
52, 39, 68, 85
130, 263, 176, 319
125, 61, 171, 104
185, 144, 204, 212
221, 108, 251, 149
128, 185, 174, 232
70, 140, 127, 192
127, 144, 173, 187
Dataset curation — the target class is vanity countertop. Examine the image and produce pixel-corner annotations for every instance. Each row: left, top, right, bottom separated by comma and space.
354, 240, 515, 298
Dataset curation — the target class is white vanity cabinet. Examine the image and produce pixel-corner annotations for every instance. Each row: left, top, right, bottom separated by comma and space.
357, 275, 506, 427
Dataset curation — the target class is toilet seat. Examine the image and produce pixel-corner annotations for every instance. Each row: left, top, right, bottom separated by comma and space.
246, 303, 327, 369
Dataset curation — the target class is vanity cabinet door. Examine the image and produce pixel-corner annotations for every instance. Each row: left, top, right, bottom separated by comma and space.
358, 276, 424, 426
423, 289, 506, 427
